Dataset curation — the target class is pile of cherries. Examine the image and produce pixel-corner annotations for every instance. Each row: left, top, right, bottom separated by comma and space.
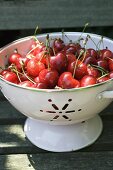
1, 34, 113, 89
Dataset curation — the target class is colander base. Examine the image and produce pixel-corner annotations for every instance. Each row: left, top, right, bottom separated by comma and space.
24, 115, 103, 152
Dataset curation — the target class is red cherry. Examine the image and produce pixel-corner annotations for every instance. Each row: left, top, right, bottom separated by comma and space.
8, 51, 22, 65
18, 80, 34, 87
99, 49, 113, 60
31, 43, 45, 56
87, 66, 100, 78
68, 60, 87, 79
0, 69, 9, 76
58, 72, 80, 89
39, 69, 59, 88
108, 59, 113, 71
34, 76, 40, 84
87, 48, 97, 58
53, 38, 65, 53
3, 72, 19, 84
27, 59, 45, 77
109, 71, 113, 79
36, 82, 48, 89
66, 53, 76, 64
83, 56, 97, 65
49, 52, 67, 73
63, 43, 81, 54
97, 59, 109, 70
80, 75, 97, 87
97, 76, 109, 83
36, 51, 50, 64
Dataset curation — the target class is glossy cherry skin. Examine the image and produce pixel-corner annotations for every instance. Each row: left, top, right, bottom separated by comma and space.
87, 48, 97, 58
68, 60, 87, 79
109, 71, 113, 79
8, 51, 22, 65
108, 59, 113, 71
87, 66, 100, 78
63, 43, 81, 54
97, 76, 109, 83
66, 53, 76, 64
53, 38, 65, 53
0, 69, 10, 76
99, 49, 113, 60
36, 82, 48, 89
58, 72, 80, 89
80, 75, 97, 87
49, 52, 67, 73
27, 59, 45, 77
18, 80, 34, 87
97, 59, 109, 70
39, 69, 59, 88
3, 72, 19, 84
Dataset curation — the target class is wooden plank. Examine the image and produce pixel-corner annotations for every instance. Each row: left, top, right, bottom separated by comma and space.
0, 119, 113, 154
0, 100, 26, 124
0, 152, 113, 170
0, 0, 113, 30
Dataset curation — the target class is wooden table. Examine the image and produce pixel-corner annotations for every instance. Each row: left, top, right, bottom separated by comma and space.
0, 91, 113, 170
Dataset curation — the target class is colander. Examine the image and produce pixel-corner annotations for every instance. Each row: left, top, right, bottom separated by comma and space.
0, 32, 113, 152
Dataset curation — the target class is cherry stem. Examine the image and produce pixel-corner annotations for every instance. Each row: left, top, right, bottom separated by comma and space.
0, 66, 4, 70
97, 73, 109, 80
26, 42, 42, 57
72, 50, 84, 77
45, 34, 51, 70
77, 23, 89, 42
14, 49, 18, 53
90, 64, 108, 76
62, 31, 72, 43
9, 64, 22, 82
21, 63, 36, 84
34, 26, 39, 36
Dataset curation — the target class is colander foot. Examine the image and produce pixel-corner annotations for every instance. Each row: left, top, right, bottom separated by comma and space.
24, 115, 103, 152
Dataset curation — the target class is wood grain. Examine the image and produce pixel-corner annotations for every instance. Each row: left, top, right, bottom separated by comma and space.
0, 0, 113, 30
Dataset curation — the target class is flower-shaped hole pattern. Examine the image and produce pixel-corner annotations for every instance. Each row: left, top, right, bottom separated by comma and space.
40, 99, 82, 121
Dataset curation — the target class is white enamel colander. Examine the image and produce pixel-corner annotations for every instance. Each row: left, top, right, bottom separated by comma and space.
0, 32, 113, 152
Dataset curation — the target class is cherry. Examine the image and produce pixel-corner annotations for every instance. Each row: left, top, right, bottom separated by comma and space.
36, 82, 48, 89
3, 72, 19, 84
83, 56, 97, 65
97, 59, 109, 70
108, 59, 113, 71
87, 66, 100, 78
18, 80, 34, 87
31, 43, 45, 56
87, 48, 97, 58
34, 76, 40, 84
36, 51, 50, 65
53, 38, 65, 53
99, 49, 113, 60
80, 75, 97, 87
8, 50, 22, 65
109, 71, 113, 79
66, 53, 76, 64
58, 72, 80, 89
49, 52, 67, 73
39, 69, 59, 88
0, 69, 10, 76
63, 43, 81, 54
68, 60, 87, 79
27, 59, 45, 77
97, 76, 109, 83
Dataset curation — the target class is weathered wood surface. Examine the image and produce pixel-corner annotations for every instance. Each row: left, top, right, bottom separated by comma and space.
0, 152, 113, 170
0, 0, 113, 30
